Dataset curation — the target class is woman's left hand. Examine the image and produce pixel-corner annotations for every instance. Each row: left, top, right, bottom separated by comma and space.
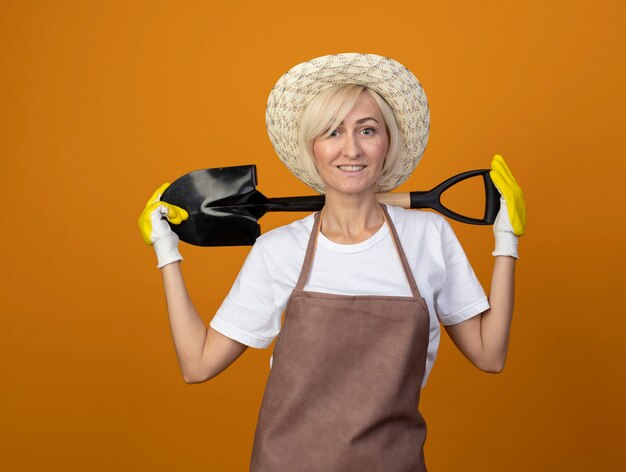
490, 154, 526, 259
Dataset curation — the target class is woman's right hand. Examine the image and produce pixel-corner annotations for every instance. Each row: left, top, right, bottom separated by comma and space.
138, 183, 189, 269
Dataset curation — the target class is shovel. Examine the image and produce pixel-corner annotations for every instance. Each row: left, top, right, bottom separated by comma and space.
161, 165, 500, 247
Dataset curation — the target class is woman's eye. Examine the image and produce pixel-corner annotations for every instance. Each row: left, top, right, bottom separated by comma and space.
361, 127, 375, 135
329, 129, 340, 137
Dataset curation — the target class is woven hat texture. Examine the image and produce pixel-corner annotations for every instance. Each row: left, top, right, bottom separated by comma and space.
266, 53, 430, 193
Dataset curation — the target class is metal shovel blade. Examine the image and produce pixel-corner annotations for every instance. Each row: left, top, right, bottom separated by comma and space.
161, 165, 263, 246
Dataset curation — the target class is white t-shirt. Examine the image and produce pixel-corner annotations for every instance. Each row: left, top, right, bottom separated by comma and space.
210, 204, 489, 387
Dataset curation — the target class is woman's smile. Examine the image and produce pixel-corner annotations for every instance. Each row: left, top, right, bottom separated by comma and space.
337, 164, 366, 173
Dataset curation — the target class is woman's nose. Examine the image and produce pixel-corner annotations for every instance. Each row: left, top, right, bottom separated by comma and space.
343, 133, 362, 158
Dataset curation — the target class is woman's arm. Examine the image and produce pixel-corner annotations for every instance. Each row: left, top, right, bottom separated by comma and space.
443, 155, 524, 373
138, 184, 248, 384
444, 256, 515, 373
160, 262, 248, 383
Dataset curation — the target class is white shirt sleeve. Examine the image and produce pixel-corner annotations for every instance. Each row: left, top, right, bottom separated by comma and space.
209, 241, 283, 349
434, 218, 490, 326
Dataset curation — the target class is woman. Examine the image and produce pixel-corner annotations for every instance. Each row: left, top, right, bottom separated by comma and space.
138, 53, 525, 471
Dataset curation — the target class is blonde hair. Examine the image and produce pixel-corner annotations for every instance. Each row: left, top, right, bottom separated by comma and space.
297, 84, 402, 193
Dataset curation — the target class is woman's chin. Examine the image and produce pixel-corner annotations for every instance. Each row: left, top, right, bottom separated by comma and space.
323, 181, 378, 199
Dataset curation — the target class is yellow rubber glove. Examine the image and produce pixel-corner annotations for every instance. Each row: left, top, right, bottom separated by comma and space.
137, 183, 189, 268
489, 155, 526, 259
490, 154, 526, 236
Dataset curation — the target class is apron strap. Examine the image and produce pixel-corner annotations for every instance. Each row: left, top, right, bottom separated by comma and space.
380, 204, 422, 299
294, 211, 322, 291
294, 205, 422, 299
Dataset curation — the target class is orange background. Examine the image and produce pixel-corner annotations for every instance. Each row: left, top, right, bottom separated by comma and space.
1, 1, 625, 470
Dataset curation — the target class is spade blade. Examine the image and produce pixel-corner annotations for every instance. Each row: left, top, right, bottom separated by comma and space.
161, 165, 262, 246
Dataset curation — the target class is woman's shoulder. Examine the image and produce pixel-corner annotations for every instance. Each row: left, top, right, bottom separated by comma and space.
385, 204, 447, 232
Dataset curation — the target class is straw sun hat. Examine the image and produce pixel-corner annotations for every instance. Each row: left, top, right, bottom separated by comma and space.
266, 53, 430, 193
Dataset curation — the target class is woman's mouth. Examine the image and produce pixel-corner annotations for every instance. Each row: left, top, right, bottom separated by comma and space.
337, 165, 366, 172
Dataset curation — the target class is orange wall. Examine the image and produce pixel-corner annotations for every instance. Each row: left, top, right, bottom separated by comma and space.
1, 1, 624, 470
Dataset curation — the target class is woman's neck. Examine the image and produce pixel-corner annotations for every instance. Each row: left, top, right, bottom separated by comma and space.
320, 189, 385, 244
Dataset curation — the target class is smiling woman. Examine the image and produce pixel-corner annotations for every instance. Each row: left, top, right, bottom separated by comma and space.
138, 53, 526, 471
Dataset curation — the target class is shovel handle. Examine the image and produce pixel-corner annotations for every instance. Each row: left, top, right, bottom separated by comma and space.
247, 169, 500, 225
377, 169, 501, 225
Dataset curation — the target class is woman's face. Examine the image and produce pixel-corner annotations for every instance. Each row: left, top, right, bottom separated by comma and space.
312, 92, 389, 198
